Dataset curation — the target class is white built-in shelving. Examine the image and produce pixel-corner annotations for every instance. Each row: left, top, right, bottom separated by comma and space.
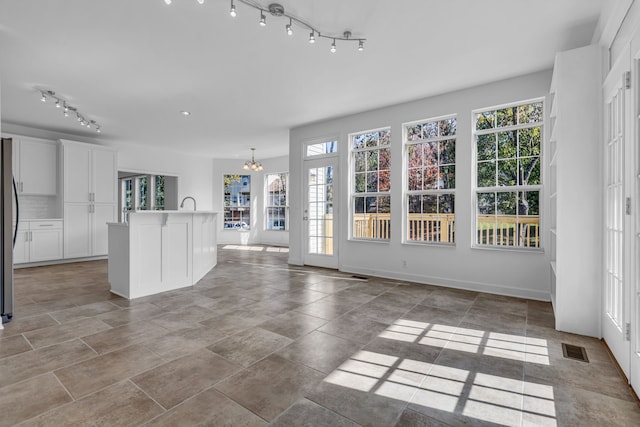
548, 44, 602, 337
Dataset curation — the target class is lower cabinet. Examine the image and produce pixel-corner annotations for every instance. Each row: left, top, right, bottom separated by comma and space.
64, 203, 115, 259
14, 220, 63, 264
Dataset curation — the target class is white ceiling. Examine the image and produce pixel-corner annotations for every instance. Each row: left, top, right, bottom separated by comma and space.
0, 0, 604, 159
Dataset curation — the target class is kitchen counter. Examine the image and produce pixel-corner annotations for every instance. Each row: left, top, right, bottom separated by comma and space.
107, 211, 217, 299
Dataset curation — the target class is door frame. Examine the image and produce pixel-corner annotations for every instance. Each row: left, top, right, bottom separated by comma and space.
602, 43, 633, 379
629, 36, 640, 393
302, 155, 339, 269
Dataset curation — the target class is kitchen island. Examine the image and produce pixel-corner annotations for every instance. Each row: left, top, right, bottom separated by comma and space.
107, 210, 217, 299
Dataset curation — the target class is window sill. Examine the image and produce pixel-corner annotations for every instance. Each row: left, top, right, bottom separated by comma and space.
402, 241, 456, 248
348, 238, 390, 244
471, 245, 544, 254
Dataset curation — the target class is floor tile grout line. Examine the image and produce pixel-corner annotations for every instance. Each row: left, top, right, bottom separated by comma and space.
210, 382, 273, 423
128, 378, 168, 412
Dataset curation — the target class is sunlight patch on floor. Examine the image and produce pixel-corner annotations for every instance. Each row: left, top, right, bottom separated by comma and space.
379, 319, 549, 365
324, 347, 557, 427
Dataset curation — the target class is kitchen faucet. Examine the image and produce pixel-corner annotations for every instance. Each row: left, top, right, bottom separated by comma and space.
180, 196, 196, 211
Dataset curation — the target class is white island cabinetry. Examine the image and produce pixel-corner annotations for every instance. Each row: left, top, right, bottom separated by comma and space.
107, 211, 217, 299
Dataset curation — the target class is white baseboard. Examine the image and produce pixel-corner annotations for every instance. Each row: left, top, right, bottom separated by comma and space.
339, 264, 550, 301
14, 255, 107, 269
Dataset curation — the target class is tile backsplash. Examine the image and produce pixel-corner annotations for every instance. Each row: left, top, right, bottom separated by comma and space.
18, 195, 59, 219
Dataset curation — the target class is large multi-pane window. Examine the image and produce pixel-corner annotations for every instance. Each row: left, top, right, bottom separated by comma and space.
224, 174, 251, 230
474, 100, 543, 248
405, 116, 456, 244
265, 172, 288, 231
351, 128, 391, 240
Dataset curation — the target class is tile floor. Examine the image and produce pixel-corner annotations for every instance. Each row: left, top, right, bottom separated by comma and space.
1, 245, 639, 426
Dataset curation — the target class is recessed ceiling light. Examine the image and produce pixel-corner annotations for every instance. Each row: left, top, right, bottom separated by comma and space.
180, 110, 191, 116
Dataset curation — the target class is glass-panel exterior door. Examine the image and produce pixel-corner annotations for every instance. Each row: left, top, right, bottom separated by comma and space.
603, 55, 631, 377
304, 157, 338, 269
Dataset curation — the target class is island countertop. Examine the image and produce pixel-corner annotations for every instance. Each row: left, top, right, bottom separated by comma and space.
128, 210, 219, 214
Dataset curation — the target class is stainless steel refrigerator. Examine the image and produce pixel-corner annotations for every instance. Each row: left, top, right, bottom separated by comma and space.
1, 137, 17, 324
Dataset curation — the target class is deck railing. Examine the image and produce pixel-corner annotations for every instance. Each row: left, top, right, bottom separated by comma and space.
351, 213, 540, 248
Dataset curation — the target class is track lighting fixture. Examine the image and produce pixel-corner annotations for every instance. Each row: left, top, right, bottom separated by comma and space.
164, 1, 366, 54
37, 89, 101, 133
243, 148, 263, 172
230, 0, 237, 17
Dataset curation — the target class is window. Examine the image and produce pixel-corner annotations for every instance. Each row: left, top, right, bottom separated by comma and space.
474, 100, 543, 248
119, 174, 166, 222
351, 128, 391, 240
405, 116, 456, 244
265, 172, 288, 231
306, 140, 337, 157
224, 174, 251, 230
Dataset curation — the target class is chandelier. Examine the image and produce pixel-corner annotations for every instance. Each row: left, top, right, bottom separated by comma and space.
243, 148, 263, 171
163, 0, 366, 53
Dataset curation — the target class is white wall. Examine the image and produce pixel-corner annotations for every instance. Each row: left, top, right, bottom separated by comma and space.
290, 70, 552, 301
0, 123, 214, 211
212, 155, 289, 246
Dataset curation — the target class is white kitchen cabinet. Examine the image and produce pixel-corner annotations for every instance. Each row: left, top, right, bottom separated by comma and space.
93, 204, 116, 255
8, 136, 58, 196
64, 201, 115, 258
13, 223, 29, 264
61, 140, 117, 259
63, 142, 91, 203
92, 149, 117, 204
63, 204, 92, 258
14, 220, 63, 264
62, 141, 116, 204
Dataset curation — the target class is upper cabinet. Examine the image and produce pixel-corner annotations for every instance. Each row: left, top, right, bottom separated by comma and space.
11, 136, 58, 196
62, 140, 117, 204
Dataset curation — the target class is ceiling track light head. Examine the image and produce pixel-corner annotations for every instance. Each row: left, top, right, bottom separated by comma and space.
259, 10, 266, 26
230, 0, 237, 17
286, 18, 293, 35
330, 39, 336, 53
197, 0, 204, 4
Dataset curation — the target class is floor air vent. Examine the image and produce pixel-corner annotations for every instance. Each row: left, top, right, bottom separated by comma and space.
561, 343, 589, 362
